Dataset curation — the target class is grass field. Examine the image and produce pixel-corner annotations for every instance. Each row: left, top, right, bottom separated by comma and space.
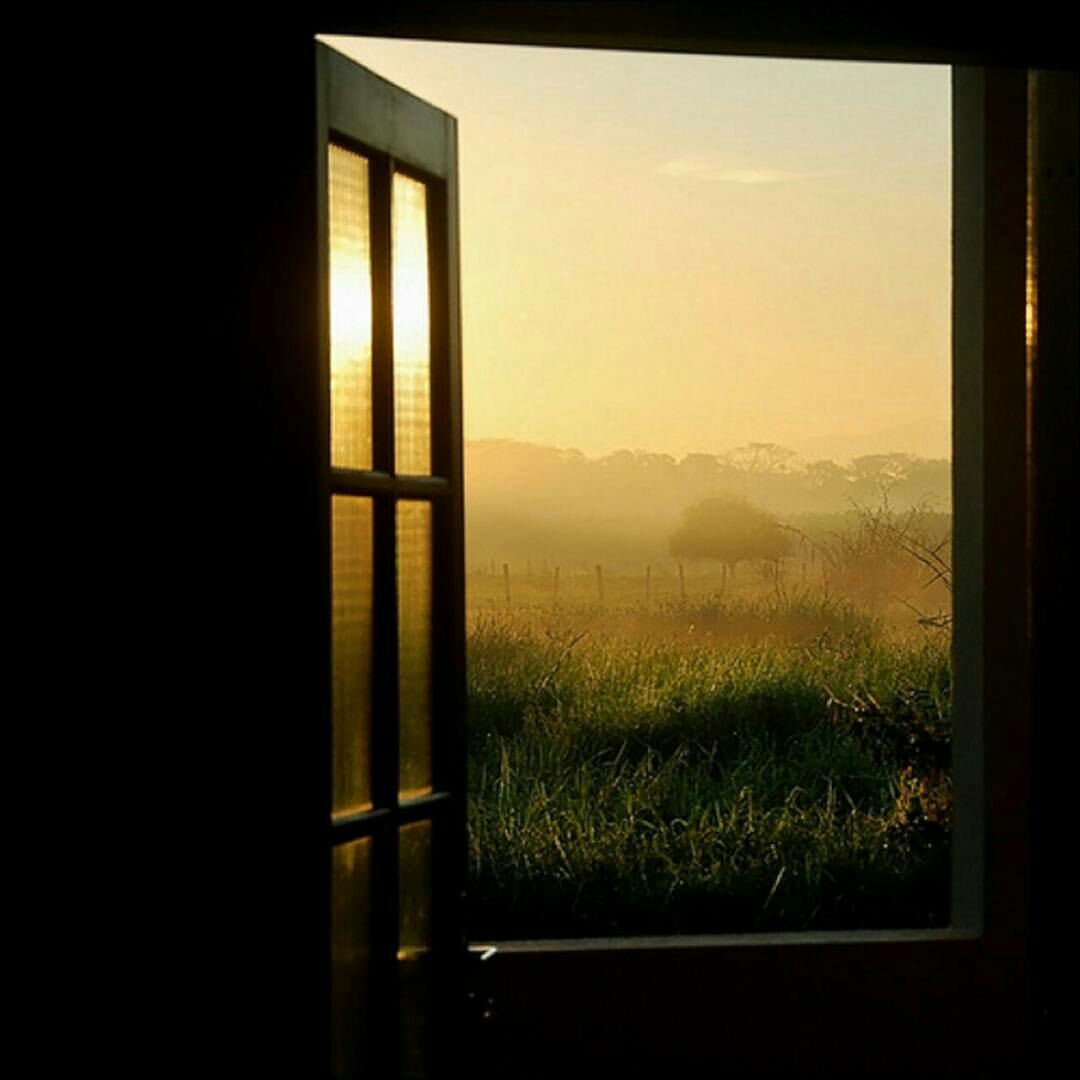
465, 570, 952, 940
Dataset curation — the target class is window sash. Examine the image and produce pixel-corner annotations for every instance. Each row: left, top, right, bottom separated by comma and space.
320, 43, 467, 1079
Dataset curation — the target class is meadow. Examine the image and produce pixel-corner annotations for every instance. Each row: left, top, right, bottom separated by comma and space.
465, 535, 952, 940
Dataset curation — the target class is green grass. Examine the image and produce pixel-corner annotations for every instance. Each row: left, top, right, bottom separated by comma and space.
466, 595, 951, 940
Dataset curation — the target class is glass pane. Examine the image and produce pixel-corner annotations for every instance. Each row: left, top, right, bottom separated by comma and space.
332, 496, 374, 816
332, 837, 373, 1080
329, 144, 373, 471
392, 173, 432, 476
398, 501, 434, 798
398, 820, 433, 954
399, 821, 433, 1080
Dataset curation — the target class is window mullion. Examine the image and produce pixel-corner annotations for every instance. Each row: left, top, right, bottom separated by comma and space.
331, 792, 454, 845
371, 154, 395, 476
330, 468, 450, 498
365, 148, 402, 1075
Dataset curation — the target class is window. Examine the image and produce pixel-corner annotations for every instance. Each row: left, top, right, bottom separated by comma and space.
333, 36, 956, 946
318, 47, 466, 1078
465, 64, 1038, 1074
214, 14, 1073, 1078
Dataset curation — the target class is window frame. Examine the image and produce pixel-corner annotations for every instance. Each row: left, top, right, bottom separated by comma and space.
318, 43, 468, 1077
209, 10, 1072, 1077
466, 68, 1033, 1073
319, 33, 1028, 1075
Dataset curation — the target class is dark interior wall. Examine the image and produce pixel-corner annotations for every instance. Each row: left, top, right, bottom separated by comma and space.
191, 8, 1075, 1074
1029, 67, 1078, 1076
187, 26, 325, 1077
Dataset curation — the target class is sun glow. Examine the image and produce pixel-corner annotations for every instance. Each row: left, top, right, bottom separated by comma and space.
322, 37, 951, 465
392, 172, 432, 475
329, 144, 374, 470
331, 261, 373, 356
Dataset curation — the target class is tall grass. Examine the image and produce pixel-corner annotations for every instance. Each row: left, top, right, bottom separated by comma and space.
466, 594, 951, 940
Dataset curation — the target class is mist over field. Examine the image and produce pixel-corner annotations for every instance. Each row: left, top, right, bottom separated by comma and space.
317, 36, 956, 940
466, 437, 951, 572
463, 438, 954, 938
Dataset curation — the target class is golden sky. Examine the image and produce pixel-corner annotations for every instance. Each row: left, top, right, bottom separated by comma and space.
321, 36, 951, 465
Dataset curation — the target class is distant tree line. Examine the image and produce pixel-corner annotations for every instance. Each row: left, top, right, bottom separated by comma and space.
465, 438, 951, 570
467, 439, 950, 516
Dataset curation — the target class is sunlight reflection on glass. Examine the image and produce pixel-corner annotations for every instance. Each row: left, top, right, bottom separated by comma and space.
329, 144, 373, 471
399, 820, 433, 1079
332, 837, 372, 1080
332, 496, 374, 817
397, 500, 433, 799
398, 820, 433, 957
392, 173, 432, 475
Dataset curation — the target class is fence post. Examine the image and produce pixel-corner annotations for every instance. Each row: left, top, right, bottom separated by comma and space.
503, 563, 511, 607
553, 565, 560, 606
645, 564, 651, 608
678, 561, 686, 601
596, 564, 604, 605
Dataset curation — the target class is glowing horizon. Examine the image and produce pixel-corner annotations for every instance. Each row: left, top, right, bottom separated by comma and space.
320, 36, 951, 466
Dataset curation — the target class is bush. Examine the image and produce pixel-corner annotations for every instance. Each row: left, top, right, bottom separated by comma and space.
670, 494, 792, 572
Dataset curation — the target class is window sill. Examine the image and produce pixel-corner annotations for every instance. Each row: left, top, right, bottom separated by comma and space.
473, 925, 980, 954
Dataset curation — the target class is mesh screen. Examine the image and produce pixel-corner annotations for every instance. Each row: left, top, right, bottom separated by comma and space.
332, 495, 374, 816
331, 837, 373, 1080
329, 144, 373, 471
392, 173, 432, 476
397, 500, 433, 798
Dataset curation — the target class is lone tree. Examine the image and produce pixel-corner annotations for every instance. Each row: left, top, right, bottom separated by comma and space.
669, 494, 792, 581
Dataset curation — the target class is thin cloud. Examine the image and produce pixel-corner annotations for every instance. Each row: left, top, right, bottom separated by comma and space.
660, 155, 846, 184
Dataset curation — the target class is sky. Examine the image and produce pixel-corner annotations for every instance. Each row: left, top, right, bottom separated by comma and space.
320, 36, 951, 465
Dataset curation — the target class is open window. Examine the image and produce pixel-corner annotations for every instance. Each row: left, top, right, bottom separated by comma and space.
318, 45, 466, 1078
317, 41, 1036, 1076
217, 14, 1072, 1080
464, 63, 1036, 1075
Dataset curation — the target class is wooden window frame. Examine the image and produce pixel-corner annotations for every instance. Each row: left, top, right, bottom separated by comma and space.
319, 45, 467, 1077
212, 9, 1073, 1076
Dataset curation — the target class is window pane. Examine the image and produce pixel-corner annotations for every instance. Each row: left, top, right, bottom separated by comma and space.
399, 821, 433, 1080
332, 496, 374, 816
397, 501, 433, 799
331, 837, 373, 1080
392, 173, 432, 476
398, 820, 433, 954
329, 144, 373, 471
